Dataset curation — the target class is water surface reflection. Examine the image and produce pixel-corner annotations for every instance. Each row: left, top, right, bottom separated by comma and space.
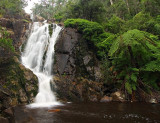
14, 102, 160, 123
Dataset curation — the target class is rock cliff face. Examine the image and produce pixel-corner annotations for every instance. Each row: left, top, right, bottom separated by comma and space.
0, 16, 38, 122
0, 56, 38, 122
0, 16, 31, 52
53, 28, 103, 102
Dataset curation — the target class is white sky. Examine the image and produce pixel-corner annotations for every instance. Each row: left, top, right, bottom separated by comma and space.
24, 0, 41, 14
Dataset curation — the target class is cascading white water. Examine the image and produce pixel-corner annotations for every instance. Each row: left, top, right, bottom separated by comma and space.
21, 22, 62, 107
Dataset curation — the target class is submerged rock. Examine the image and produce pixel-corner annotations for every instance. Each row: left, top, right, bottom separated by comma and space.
111, 91, 125, 102
149, 98, 158, 104
100, 96, 112, 102
48, 109, 61, 113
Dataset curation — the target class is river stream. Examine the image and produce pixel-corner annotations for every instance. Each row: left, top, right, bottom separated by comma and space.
14, 102, 160, 123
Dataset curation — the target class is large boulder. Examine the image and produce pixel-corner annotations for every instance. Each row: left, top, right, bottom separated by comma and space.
53, 28, 103, 102
53, 75, 103, 102
54, 28, 102, 81
100, 96, 112, 102
33, 15, 45, 22
111, 91, 125, 102
0, 56, 38, 121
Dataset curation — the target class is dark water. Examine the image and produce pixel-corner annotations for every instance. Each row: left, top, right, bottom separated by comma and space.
14, 102, 160, 123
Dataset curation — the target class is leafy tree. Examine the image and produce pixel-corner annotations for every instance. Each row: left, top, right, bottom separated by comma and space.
142, 0, 160, 17
64, 19, 115, 58
0, 0, 26, 17
104, 15, 125, 34
108, 29, 160, 98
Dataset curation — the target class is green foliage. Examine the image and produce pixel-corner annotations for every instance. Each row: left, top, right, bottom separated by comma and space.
122, 12, 160, 36
0, 0, 26, 16
33, 0, 67, 20
67, 0, 106, 22
109, 29, 160, 94
142, 0, 160, 17
123, 12, 151, 31
31, 0, 160, 98
54, 13, 64, 22
0, 27, 15, 52
64, 19, 115, 58
49, 24, 53, 37
104, 15, 125, 34
125, 82, 133, 94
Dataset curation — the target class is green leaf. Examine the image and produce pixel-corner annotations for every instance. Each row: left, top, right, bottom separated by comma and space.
125, 82, 132, 94
131, 73, 137, 82
132, 83, 136, 91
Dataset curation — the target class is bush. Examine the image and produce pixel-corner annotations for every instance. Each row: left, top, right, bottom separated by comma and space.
109, 29, 160, 94
123, 12, 160, 35
104, 15, 125, 34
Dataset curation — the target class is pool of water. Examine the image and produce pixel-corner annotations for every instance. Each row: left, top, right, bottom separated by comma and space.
14, 102, 160, 123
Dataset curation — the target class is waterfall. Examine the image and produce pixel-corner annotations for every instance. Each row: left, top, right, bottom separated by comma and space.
21, 22, 62, 107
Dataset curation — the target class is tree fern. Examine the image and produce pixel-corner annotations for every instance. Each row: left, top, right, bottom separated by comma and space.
109, 29, 160, 95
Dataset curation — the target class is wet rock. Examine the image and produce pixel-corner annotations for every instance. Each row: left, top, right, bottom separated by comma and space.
100, 96, 112, 102
53, 28, 103, 102
0, 55, 38, 121
53, 75, 103, 102
89, 95, 98, 102
111, 91, 125, 102
58, 23, 64, 27
0, 117, 9, 123
4, 107, 14, 116
83, 55, 92, 65
149, 98, 158, 104
19, 89, 28, 103
55, 28, 78, 54
34, 15, 45, 22
0, 15, 33, 122
0, 17, 30, 52
54, 28, 102, 80
10, 98, 18, 106
0, 18, 13, 29
56, 54, 69, 74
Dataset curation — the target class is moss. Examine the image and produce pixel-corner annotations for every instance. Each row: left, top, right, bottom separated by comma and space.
49, 24, 53, 36
0, 26, 15, 52
64, 19, 115, 59
0, 56, 38, 104
22, 19, 30, 23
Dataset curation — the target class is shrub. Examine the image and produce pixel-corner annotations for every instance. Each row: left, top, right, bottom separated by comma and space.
64, 19, 115, 58
0, 27, 15, 52
104, 15, 125, 34
109, 29, 160, 95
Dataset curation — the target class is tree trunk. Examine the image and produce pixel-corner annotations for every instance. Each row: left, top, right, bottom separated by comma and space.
128, 46, 136, 67
110, 0, 113, 5
125, 0, 130, 13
